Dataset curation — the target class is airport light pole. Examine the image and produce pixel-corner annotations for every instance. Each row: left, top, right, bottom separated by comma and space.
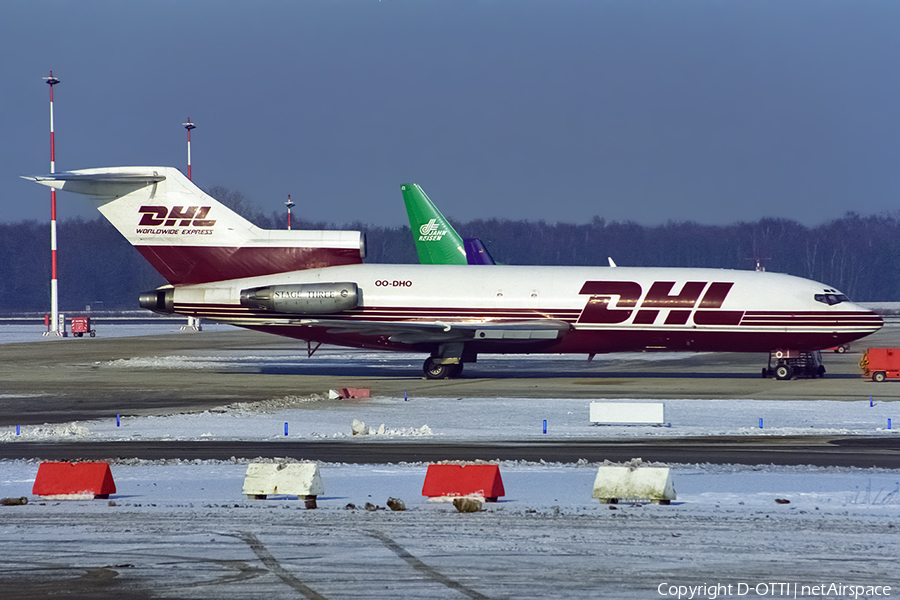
44, 72, 61, 335
181, 118, 200, 331
183, 118, 195, 180
285, 195, 294, 230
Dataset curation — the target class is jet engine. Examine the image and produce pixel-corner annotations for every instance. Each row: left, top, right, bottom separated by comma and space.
239, 282, 359, 314
139, 288, 174, 314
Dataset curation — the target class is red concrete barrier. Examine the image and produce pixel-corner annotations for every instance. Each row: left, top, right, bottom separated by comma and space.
421, 464, 505, 502
32, 462, 117, 499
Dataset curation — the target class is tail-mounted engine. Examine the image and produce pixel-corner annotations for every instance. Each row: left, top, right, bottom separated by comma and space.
139, 288, 174, 314
239, 282, 359, 314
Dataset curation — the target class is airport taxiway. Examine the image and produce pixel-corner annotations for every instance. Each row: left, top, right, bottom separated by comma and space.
2, 437, 899, 467
2, 326, 899, 428
2, 325, 899, 466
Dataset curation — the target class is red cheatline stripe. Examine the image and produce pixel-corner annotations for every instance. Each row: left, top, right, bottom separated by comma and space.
174, 304, 876, 319
176, 304, 873, 319
742, 316, 882, 320
744, 310, 881, 319
741, 317, 882, 325
177, 309, 581, 324
171, 303, 879, 328
742, 314, 881, 320
175, 311, 876, 331
174, 303, 581, 316
175, 313, 880, 335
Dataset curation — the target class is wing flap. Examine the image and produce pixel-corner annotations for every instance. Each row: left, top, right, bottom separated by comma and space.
295, 318, 571, 344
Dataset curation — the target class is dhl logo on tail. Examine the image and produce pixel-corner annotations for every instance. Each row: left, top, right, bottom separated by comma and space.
138, 206, 216, 228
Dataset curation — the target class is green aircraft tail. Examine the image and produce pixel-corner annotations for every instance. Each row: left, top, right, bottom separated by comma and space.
401, 184, 468, 265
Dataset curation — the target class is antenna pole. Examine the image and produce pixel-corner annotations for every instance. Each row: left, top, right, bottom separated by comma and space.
44, 72, 61, 335
285, 195, 295, 230
183, 118, 196, 180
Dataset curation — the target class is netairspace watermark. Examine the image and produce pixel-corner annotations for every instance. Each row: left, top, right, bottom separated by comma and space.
658, 582, 892, 599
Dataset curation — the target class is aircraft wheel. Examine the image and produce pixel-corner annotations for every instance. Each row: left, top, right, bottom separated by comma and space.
817, 365, 826, 378
448, 363, 464, 379
423, 357, 452, 380
761, 367, 769, 379
874, 371, 887, 383
836, 345, 847, 353
774, 365, 793, 380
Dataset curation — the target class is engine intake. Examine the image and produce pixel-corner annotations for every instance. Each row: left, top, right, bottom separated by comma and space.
240, 282, 359, 314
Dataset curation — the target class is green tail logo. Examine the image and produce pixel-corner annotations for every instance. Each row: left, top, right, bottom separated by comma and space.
401, 184, 467, 265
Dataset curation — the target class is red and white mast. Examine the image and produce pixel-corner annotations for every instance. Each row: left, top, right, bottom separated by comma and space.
181, 118, 201, 332
183, 118, 196, 180
285, 195, 294, 230
44, 72, 61, 335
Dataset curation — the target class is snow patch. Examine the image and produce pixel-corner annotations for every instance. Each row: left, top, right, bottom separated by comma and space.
221, 394, 328, 414
1, 422, 90, 441
351, 419, 432, 437
103, 355, 224, 369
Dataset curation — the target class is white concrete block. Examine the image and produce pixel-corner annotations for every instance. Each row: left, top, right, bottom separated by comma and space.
591, 465, 676, 503
242, 463, 324, 498
590, 402, 664, 425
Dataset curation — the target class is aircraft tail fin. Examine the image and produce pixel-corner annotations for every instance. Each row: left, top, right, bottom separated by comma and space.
27, 167, 365, 285
401, 183, 468, 265
463, 238, 496, 265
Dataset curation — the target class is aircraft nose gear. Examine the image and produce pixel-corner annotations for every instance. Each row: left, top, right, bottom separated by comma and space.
762, 350, 826, 380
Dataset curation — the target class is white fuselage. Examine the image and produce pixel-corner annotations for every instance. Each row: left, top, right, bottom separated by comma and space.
168, 263, 882, 355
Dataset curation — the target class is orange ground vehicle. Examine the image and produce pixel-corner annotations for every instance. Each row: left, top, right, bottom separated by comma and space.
860, 348, 900, 382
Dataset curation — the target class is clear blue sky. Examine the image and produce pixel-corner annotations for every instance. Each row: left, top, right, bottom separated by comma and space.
2, 0, 898, 227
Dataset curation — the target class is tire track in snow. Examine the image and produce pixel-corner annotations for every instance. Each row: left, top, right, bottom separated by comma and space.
237, 532, 328, 599
365, 528, 494, 600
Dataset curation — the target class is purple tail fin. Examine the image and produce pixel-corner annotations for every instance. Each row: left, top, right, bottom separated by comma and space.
464, 238, 496, 265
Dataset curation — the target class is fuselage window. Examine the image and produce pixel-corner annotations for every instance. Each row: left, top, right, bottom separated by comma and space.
814, 293, 849, 306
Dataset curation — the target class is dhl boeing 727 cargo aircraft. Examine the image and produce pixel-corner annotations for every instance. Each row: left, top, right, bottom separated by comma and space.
28, 167, 882, 379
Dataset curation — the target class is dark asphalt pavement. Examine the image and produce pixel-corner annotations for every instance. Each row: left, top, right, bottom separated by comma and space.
3, 436, 899, 467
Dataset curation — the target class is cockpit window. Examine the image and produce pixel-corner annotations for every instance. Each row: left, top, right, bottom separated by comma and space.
814, 293, 850, 306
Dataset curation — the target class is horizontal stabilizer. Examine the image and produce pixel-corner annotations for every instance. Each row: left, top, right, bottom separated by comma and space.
26, 170, 166, 198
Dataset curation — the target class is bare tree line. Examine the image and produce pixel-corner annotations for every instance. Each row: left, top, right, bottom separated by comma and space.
1, 189, 897, 313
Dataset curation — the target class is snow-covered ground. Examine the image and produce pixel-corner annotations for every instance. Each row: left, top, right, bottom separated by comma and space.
1, 457, 899, 598
2, 393, 897, 443
1, 326, 899, 597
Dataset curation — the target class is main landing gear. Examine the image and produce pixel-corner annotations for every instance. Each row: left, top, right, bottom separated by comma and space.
422, 343, 469, 380
423, 357, 463, 380
762, 350, 825, 380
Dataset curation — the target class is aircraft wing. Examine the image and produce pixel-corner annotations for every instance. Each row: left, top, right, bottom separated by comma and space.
293, 318, 572, 344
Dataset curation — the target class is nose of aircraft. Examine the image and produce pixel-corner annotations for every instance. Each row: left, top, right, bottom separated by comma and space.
851, 303, 884, 333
